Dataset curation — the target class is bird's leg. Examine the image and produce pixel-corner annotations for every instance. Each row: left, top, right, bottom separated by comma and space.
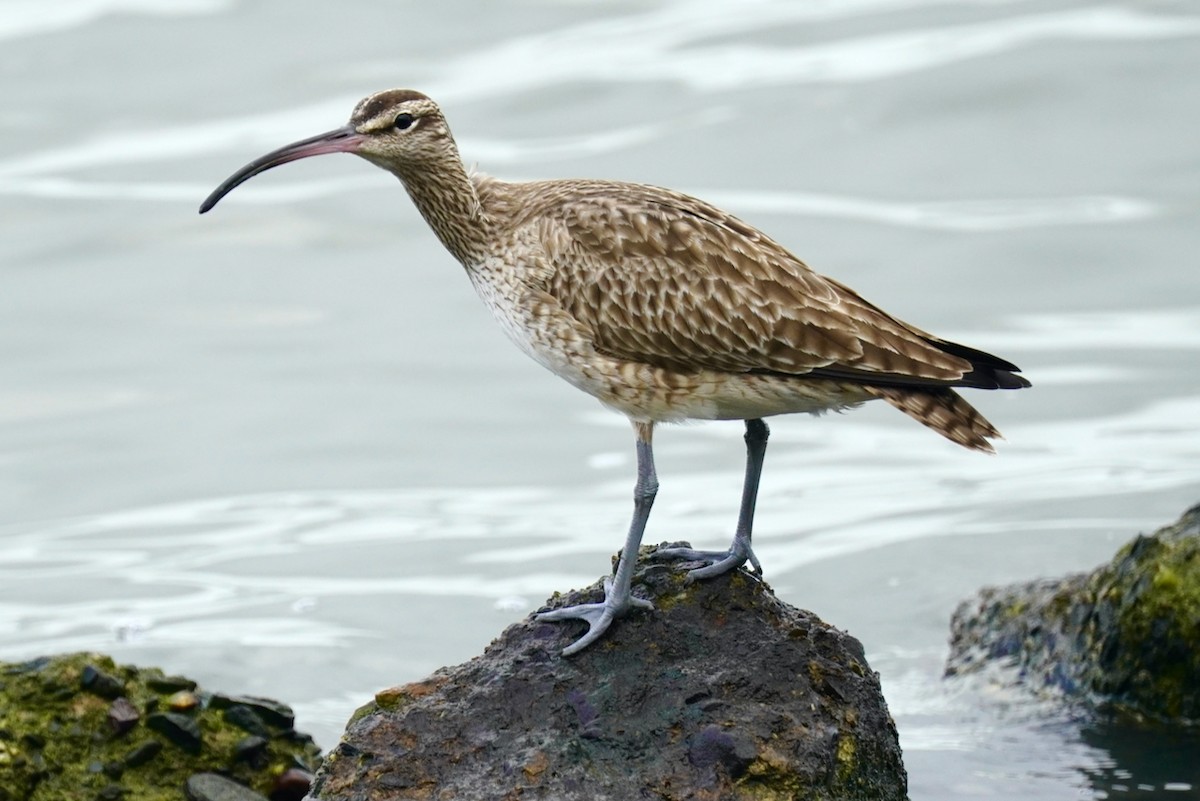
654, 418, 768, 580
536, 421, 657, 656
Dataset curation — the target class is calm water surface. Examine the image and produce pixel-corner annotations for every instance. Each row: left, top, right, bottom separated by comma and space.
2, 1, 1199, 798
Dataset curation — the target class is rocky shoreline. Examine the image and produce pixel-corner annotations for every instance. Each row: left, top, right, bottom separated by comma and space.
947, 503, 1200, 724
15, 503, 1196, 799
2, 544, 911, 800
11, 503, 1200, 796
0, 653, 321, 801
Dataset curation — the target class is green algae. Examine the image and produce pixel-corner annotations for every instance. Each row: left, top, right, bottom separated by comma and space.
948, 503, 1200, 724
346, 699, 380, 726
0, 652, 322, 801
731, 730, 870, 801
835, 727, 858, 782
1084, 513, 1200, 721
738, 752, 818, 801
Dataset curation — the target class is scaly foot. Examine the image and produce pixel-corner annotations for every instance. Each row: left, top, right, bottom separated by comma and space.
536, 576, 654, 656
652, 533, 761, 581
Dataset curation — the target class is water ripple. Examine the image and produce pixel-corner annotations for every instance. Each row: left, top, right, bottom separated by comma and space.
2, 384, 1196, 658
978, 308, 1200, 351
0, 171, 1155, 232
702, 189, 1158, 230
0, 0, 231, 42
432, 4, 1200, 94
0, 1, 1191, 235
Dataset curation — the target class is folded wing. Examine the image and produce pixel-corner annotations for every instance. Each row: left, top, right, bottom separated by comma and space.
539, 182, 1029, 392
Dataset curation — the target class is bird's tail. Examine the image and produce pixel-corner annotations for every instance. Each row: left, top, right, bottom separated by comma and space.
866, 386, 1002, 453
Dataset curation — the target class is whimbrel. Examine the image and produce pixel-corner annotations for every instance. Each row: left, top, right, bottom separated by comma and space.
200, 89, 1030, 656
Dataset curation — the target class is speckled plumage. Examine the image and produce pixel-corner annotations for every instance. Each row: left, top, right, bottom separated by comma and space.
425, 168, 1026, 451
201, 88, 1030, 655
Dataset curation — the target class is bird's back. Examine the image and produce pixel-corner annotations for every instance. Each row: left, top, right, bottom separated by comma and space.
477, 176, 1024, 376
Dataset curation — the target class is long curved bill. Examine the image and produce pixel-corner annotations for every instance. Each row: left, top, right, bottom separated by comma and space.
199, 125, 366, 213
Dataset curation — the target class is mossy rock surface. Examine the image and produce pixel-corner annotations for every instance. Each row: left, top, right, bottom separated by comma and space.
947, 502, 1200, 723
313, 543, 907, 801
0, 652, 322, 801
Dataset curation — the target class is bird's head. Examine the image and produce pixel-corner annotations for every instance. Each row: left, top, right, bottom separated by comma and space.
199, 88, 454, 213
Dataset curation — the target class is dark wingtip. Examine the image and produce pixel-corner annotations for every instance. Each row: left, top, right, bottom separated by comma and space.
928, 337, 1031, 390
956, 365, 1031, 390
998, 370, 1032, 390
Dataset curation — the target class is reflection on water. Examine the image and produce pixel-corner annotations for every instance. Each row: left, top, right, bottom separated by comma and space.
2, 0, 1199, 798
1080, 722, 1200, 798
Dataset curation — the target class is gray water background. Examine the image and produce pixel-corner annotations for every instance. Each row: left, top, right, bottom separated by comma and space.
2, 0, 1199, 797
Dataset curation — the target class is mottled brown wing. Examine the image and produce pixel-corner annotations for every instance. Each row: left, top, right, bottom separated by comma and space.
539, 182, 973, 383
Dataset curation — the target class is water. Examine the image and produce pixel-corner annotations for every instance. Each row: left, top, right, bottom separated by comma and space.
2, 0, 1199, 797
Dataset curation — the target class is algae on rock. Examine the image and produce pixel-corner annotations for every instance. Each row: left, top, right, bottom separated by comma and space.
0, 652, 321, 801
947, 503, 1200, 723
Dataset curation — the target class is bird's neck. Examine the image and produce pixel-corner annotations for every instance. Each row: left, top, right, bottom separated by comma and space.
394, 156, 491, 267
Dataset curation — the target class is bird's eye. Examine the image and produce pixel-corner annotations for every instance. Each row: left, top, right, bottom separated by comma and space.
394, 113, 415, 130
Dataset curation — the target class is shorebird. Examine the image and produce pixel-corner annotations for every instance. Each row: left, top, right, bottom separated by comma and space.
200, 89, 1030, 656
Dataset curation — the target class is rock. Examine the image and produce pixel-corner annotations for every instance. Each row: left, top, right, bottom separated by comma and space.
107, 697, 141, 736
0, 652, 322, 800
169, 690, 202, 712
210, 694, 295, 729
947, 503, 1200, 723
310, 546, 906, 800
224, 704, 271, 738
80, 664, 126, 700
233, 735, 270, 764
269, 767, 314, 801
123, 739, 163, 768
147, 712, 204, 755
5, 655, 52, 675
147, 675, 198, 693
186, 772, 269, 801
